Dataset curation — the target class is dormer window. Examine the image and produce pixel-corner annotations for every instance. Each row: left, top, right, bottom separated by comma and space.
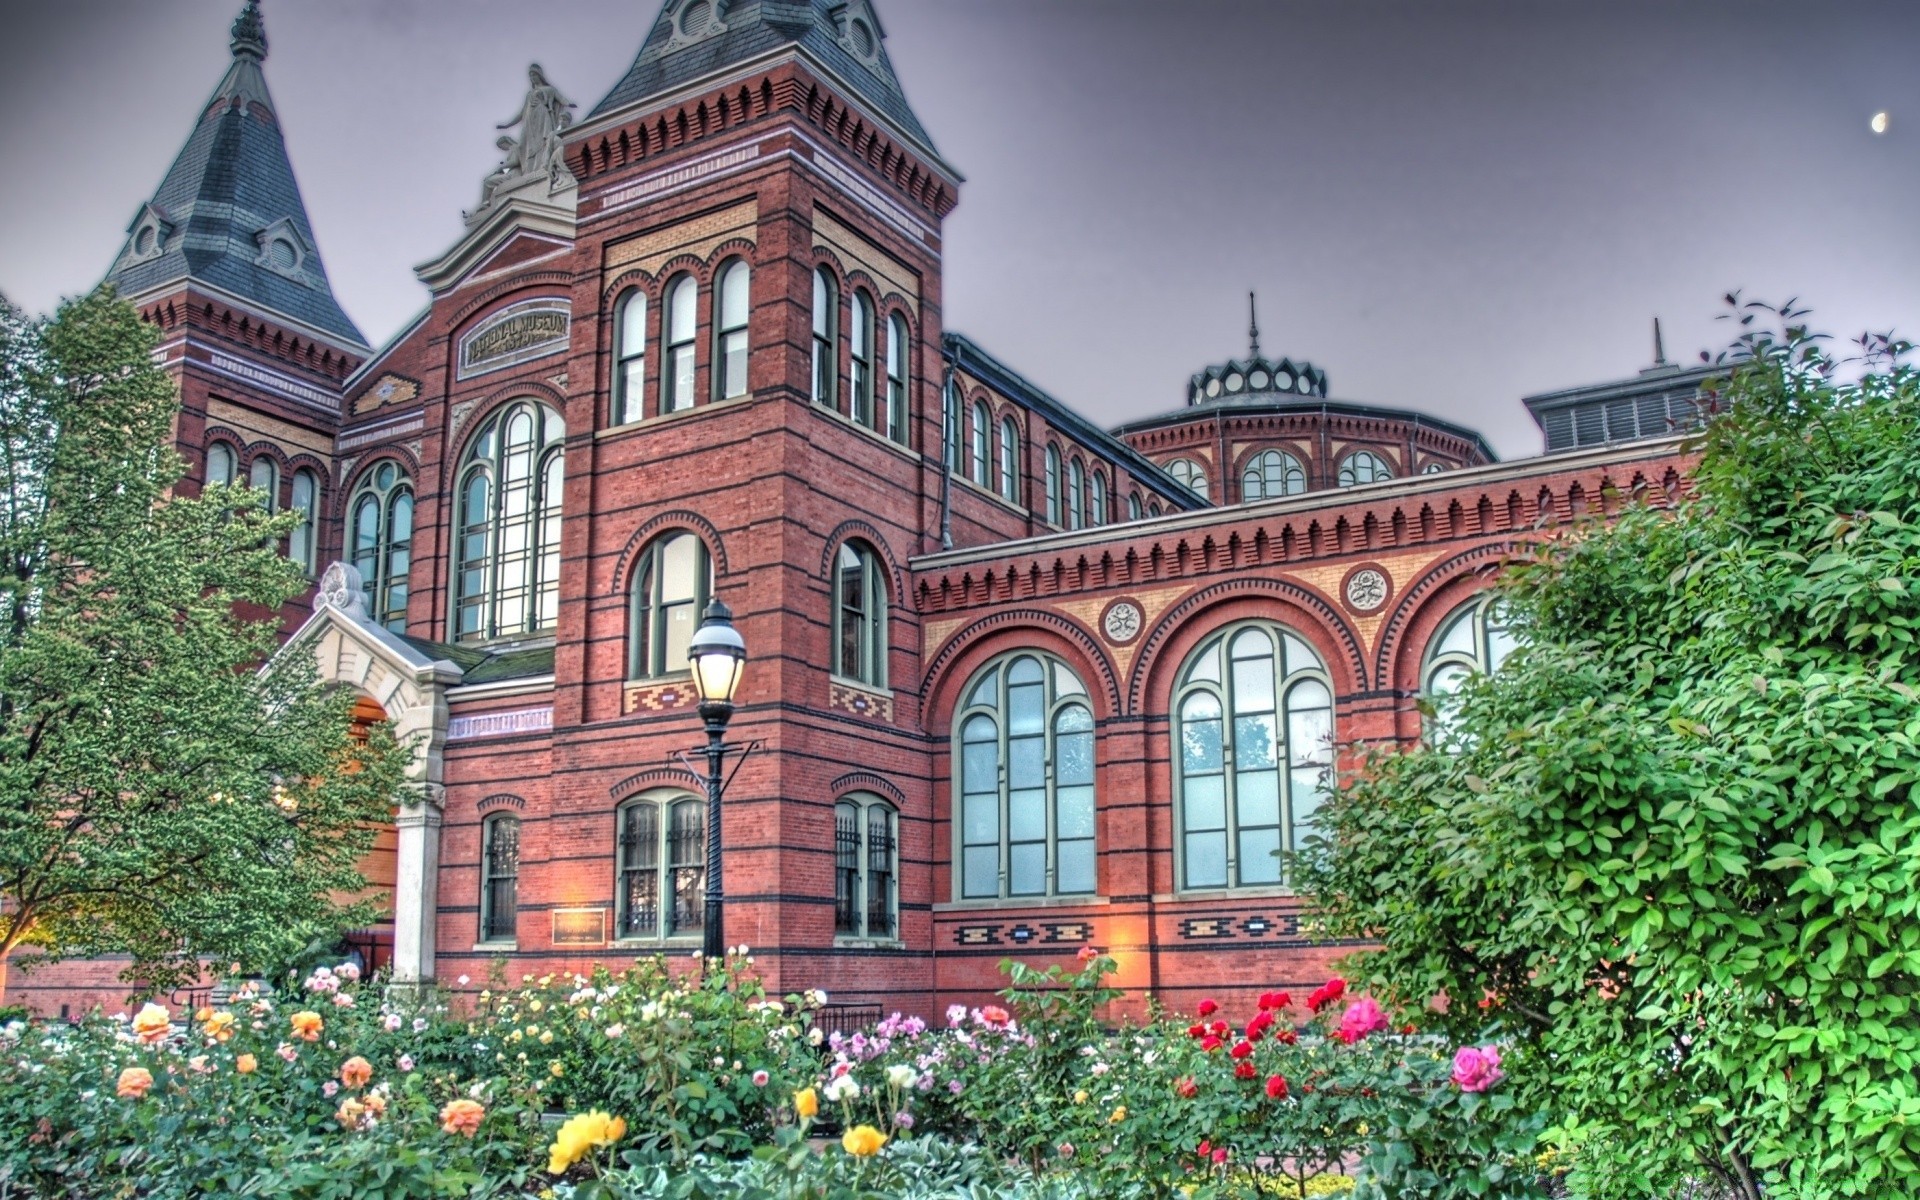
253, 218, 310, 277
830, 1, 884, 67
667, 0, 727, 48
123, 205, 173, 265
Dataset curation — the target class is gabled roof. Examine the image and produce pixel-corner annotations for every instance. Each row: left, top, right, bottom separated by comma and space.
105, 2, 366, 349
591, 0, 938, 160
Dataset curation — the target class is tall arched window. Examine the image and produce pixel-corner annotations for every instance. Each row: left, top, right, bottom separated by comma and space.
1067, 458, 1085, 530
612, 288, 646, 425
970, 400, 990, 486
1127, 491, 1143, 521
616, 793, 705, 940
454, 401, 564, 642
1337, 450, 1393, 487
998, 417, 1019, 502
1175, 623, 1333, 890
811, 268, 837, 409
1422, 595, 1517, 701
479, 813, 519, 943
850, 291, 877, 428
1089, 470, 1107, 526
713, 260, 750, 400
835, 793, 898, 940
955, 653, 1096, 899
248, 457, 279, 510
886, 313, 909, 443
629, 531, 712, 679
834, 540, 887, 687
1242, 450, 1307, 501
288, 468, 319, 573
350, 462, 412, 632
1166, 457, 1209, 502
205, 442, 236, 486
1044, 446, 1062, 525
663, 274, 697, 413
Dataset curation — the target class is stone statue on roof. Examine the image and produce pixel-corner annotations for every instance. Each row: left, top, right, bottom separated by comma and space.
467, 64, 577, 225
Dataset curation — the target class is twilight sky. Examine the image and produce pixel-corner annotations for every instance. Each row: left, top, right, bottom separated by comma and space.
2, 0, 1915, 458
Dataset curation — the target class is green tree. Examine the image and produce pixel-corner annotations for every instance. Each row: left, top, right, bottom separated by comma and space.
1301, 300, 1920, 1200
0, 286, 412, 1005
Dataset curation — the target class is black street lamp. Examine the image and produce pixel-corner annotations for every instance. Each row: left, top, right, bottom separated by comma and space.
685, 599, 748, 963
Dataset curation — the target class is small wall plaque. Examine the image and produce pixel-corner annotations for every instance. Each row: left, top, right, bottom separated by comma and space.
551, 907, 607, 947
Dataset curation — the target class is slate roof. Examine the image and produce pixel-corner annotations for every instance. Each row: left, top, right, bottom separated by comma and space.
396, 635, 557, 685
105, 3, 366, 348
591, 0, 938, 160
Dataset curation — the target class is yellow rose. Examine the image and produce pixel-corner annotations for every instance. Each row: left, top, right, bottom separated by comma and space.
203, 1011, 236, 1043
235, 1053, 257, 1074
131, 1003, 171, 1046
793, 1087, 819, 1119
841, 1125, 889, 1157
1108, 1105, 1128, 1124
1074, 1089, 1089, 1104
546, 1110, 627, 1175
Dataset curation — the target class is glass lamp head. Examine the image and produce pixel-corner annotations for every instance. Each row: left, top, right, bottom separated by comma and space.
689, 599, 746, 712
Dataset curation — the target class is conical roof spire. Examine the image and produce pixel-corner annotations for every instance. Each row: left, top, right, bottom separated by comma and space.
104, 1, 365, 348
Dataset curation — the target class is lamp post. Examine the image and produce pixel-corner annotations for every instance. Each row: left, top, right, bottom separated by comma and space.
686, 599, 747, 964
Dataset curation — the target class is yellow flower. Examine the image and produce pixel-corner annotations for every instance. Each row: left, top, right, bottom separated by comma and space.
289, 1011, 324, 1042
841, 1125, 888, 1157
235, 1053, 257, 1074
546, 1110, 627, 1175
203, 1011, 236, 1043
529, 999, 544, 1012
131, 1003, 171, 1046
793, 1087, 819, 1119
1108, 1105, 1128, 1124
1074, 1089, 1089, 1104
550, 1060, 565, 1077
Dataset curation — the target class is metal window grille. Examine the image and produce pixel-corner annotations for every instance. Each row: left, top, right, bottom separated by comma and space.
481, 817, 519, 941
866, 808, 895, 939
667, 802, 705, 933
617, 803, 660, 938
834, 806, 862, 935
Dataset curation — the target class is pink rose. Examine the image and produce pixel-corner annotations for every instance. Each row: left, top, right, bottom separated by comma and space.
321, 1080, 339, 1098
397, 1054, 415, 1072
383, 1013, 403, 1032
1451, 1045, 1504, 1093
1336, 996, 1389, 1044
276, 1042, 297, 1063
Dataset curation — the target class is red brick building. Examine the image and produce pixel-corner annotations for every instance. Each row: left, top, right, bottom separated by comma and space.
19, 0, 1699, 1019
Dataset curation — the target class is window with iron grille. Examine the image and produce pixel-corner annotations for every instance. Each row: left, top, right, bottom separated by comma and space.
834, 795, 897, 940
616, 795, 704, 940
479, 814, 519, 943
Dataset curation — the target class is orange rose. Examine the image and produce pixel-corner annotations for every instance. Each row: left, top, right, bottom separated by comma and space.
130, 1003, 171, 1046
116, 1066, 154, 1099
363, 1092, 388, 1118
235, 1053, 257, 1074
338, 1056, 373, 1089
289, 1011, 324, 1042
193, 1006, 214, 1024
335, 1098, 366, 1129
203, 1012, 236, 1043
439, 1097, 486, 1137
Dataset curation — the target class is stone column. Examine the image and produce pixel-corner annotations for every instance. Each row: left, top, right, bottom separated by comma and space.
390, 785, 445, 987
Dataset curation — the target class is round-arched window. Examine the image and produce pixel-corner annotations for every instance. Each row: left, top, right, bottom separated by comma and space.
1422, 595, 1517, 702
1174, 623, 1333, 890
1242, 449, 1307, 501
350, 462, 413, 632
454, 400, 564, 641
1166, 457, 1210, 502
1337, 450, 1394, 487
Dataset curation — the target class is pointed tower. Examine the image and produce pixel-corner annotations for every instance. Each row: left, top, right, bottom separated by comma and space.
108, 1, 365, 619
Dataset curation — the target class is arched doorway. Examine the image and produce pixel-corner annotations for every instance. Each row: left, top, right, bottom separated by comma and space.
340, 694, 399, 978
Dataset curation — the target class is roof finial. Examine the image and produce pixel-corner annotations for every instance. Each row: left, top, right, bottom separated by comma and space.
231, 1, 267, 62
1248, 291, 1260, 360
1652, 316, 1666, 365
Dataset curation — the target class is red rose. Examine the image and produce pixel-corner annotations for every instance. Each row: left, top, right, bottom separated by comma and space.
1324, 978, 1346, 1002
1276, 1028, 1299, 1045
1247, 1011, 1275, 1038
1197, 999, 1218, 1017
1229, 1040, 1254, 1060
1201, 1035, 1223, 1052
1197, 1139, 1211, 1157
1234, 1060, 1257, 1080
1187, 1023, 1206, 1039
1212, 1147, 1229, 1165
1265, 1073, 1288, 1099
1259, 991, 1291, 1011
1210, 1020, 1228, 1035
1175, 1076, 1198, 1099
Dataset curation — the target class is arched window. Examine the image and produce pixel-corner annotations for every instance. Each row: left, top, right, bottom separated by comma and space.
811, 268, 838, 409
835, 794, 898, 940
629, 531, 712, 679
1067, 458, 1085, 530
970, 400, 990, 486
288, 468, 319, 573
1337, 450, 1393, 487
713, 260, 750, 400
350, 462, 412, 632
454, 400, 564, 642
663, 274, 697, 413
834, 541, 888, 686
1044, 446, 1062, 525
1422, 595, 1517, 702
1175, 623, 1333, 890
1166, 457, 1209, 502
1127, 491, 1143, 521
886, 313, 909, 443
1089, 470, 1107, 526
998, 417, 1019, 502
616, 793, 705, 940
1150, 501, 1164, 516
247, 456, 279, 510
1421, 461, 1447, 475
1242, 450, 1307, 501
479, 813, 519, 943
955, 653, 1096, 899
205, 442, 236, 486
612, 288, 646, 425
850, 290, 877, 428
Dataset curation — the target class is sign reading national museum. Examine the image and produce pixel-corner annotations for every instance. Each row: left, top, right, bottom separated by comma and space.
457, 298, 571, 379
